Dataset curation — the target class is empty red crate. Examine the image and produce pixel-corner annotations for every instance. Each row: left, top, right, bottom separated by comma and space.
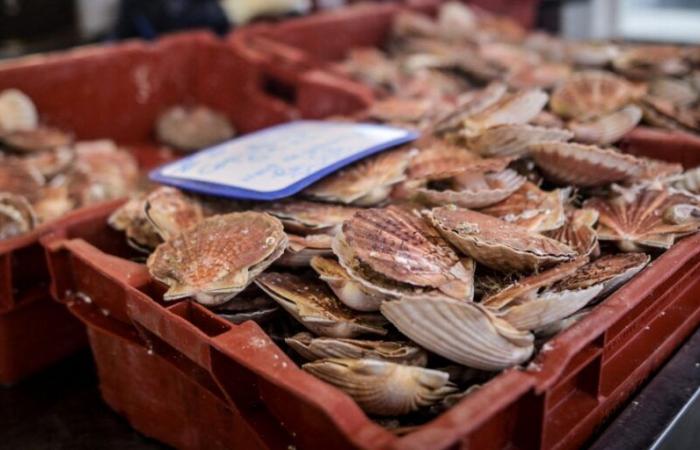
0, 30, 361, 384
43, 126, 700, 449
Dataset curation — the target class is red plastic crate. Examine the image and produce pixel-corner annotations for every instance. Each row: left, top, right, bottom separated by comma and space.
0, 30, 360, 384
43, 130, 700, 449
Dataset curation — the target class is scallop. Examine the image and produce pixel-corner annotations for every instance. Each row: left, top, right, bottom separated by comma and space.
0, 193, 37, 240
310, 256, 385, 312
465, 123, 573, 158
545, 208, 600, 258
0, 89, 38, 132
261, 200, 360, 235
480, 182, 569, 232
156, 105, 235, 152
144, 187, 205, 241
147, 212, 287, 305
568, 105, 642, 145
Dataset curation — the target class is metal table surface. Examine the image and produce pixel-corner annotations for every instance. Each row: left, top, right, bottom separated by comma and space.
1, 327, 699, 450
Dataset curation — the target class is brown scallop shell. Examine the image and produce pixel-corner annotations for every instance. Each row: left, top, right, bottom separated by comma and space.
545, 208, 600, 257
261, 200, 360, 235
366, 98, 435, 124
255, 272, 387, 338
461, 88, 549, 136
649, 77, 698, 107
0, 193, 37, 240
465, 124, 573, 158
33, 185, 74, 223
426, 206, 576, 272
405, 141, 480, 180
304, 149, 415, 206
568, 105, 643, 145
0, 160, 44, 202
550, 71, 640, 121
529, 142, 643, 187
552, 253, 650, 299
144, 187, 205, 241
432, 82, 508, 135
639, 96, 699, 133
613, 45, 689, 79
635, 157, 684, 181
147, 212, 287, 305
1, 126, 73, 153
507, 62, 572, 89
584, 184, 700, 251
480, 182, 569, 232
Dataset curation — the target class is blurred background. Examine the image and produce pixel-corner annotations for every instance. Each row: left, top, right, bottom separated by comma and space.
1, 0, 699, 59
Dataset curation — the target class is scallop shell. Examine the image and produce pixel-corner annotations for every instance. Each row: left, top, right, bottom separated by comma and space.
214, 294, 279, 325
0, 89, 38, 132
465, 124, 573, 158
529, 142, 643, 187
33, 185, 74, 223
613, 46, 689, 79
108, 195, 161, 253
664, 204, 700, 225
552, 252, 650, 300
507, 62, 572, 89
635, 156, 684, 182
302, 358, 456, 416
524, 32, 566, 62
147, 212, 287, 305
310, 256, 385, 312
649, 77, 698, 107
255, 272, 387, 338
536, 308, 592, 337
276, 233, 333, 268
144, 187, 205, 241
411, 169, 525, 208
585, 184, 700, 251
156, 105, 235, 152
0, 160, 45, 202
531, 110, 565, 129
480, 182, 569, 232
261, 200, 360, 235
545, 208, 600, 257
671, 166, 700, 194
405, 141, 480, 180
392, 10, 440, 39
639, 96, 699, 133
381, 298, 534, 371
366, 98, 435, 124
550, 71, 640, 121
568, 105, 642, 145
432, 82, 508, 135
286, 332, 428, 366
0, 193, 37, 240
305, 149, 415, 206
566, 42, 619, 67
461, 88, 549, 137
499, 284, 603, 331
20, 145, 75, 178
337, 205, 474, 300
426, 206, 576, 272
1, 127, 73, 153
481, 257, 588, 309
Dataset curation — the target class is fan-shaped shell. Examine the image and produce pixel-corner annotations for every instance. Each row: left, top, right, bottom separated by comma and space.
0, 89, 37, 132
585, 184, 700, 251
530, 142, 643, 187
550, 71, 640, 121
381, 298, 534, 371
261, 200, 360, 235
286, 332, 428, 366
639, 96, 699, 133
613, 45, 688, 79
566, 42, 619, 67
108, 195, 161, 253
0, 160, 44, 202
480, 182, 569, 232
405, 141, 480, 180
432, 82, 508, 135
1, 127, 72, 153
310, 256, 385, 312
507, 62, 572, 89
214, 294, 278, 325
649, 77, 698, 107
366, 98, 435, 124
0, 193, 36, 240
305, 149, 415, 206
33, 185, 73, 223
144, 187, 204, 241
338, 205, 474, 299
156, 105, 235, 152
276, 233, 333, 268
303, 358, 456, 416
426, 206, 576, 272
461, 88, 549, 136
635, 156, 684, 181
147, 212, 287, 305
568, 105, 642, 145
255, 272, 387, 338
21, 146, 75, 178
552, 252, 650, 300
465, 124, 573, 158
545, 208, 600, 257
412, 169, 525, 208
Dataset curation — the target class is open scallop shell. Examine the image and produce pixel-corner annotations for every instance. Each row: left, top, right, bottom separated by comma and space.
305, 149, 415, 206
545, 208, 600, 257
0, 193, 37, 240
499, 284, 603, 331
0, 89, 38, 132
552, 252, 650, 300
460, 89, 549, 137
480, 182, 569, 232
303, 358, 456, 416
529, 142, 643, 187
144, 187, 205, 241
381, 298, 534, 371
255, 272, 387, 338
465, 124, 573, 158
286, 332, 428, 366
507, 62, 572, 89
481, 257, 588, 309
147, 212, 287, 305
550, 71, 640, 121
411, 169, 525, 209
156, 105, 235, 152
1, 127, 73, 153
276, 233, 333, 268
336, 205, 475, 300
432, 82, 508, 135
426, 206, 576, 272
568, 105, 642, 145
261, 201, 360, 235
585, 184, 700, 251
311, 256, 386, 312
